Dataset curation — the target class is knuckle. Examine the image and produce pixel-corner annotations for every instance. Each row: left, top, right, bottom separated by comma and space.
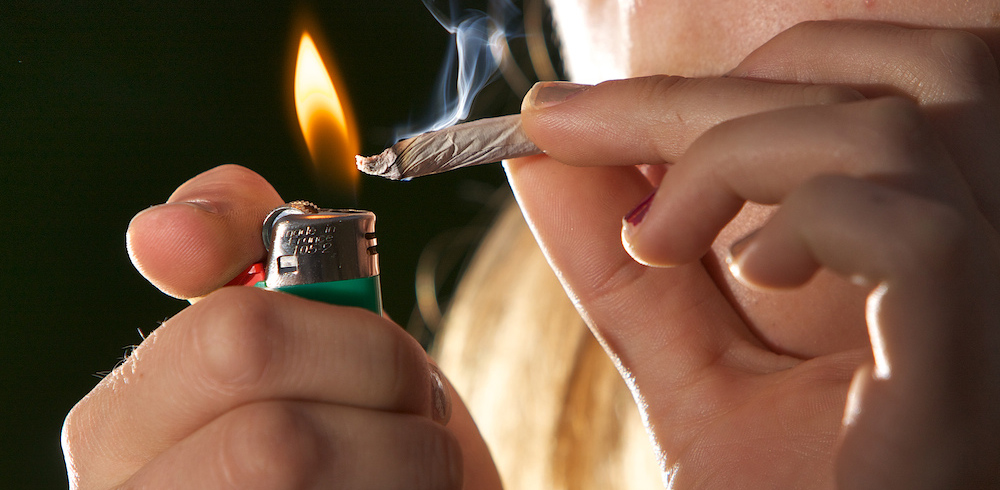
60, 339, 157, 485
925, 29, 999, 98
624, 75, 697, 112
61, 406, 86, 485
218, 403, 323, 489
630, 75, 714, 156
191, 287, 276, 394
61, 386, 100, 462
624, 74, 686, 102
616, 75, 690, 124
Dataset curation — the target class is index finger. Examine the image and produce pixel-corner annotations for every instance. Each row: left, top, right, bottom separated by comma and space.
126, 164, 283, 299
520, 76, 862, 168
62, 287, 440, 488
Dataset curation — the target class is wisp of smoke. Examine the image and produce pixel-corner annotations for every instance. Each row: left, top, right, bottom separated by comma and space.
394, 0, 521, 140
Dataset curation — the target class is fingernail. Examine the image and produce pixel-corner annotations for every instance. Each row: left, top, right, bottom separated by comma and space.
523, 81, 591, 110
182, 199, 219, 214
428, 364, 452, 425
842, 365, 874, 427
624, 189, 657, 227
128, 199, 218, 228
621, 189, 659, 267
725, 230, 759, 281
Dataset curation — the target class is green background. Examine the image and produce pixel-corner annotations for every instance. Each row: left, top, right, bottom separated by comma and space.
1, 2, 523, 487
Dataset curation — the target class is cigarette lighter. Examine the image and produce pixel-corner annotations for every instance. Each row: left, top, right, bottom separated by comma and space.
250, 201, 382, 315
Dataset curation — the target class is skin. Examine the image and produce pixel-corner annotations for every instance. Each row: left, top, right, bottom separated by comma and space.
63, 1, 1000, 489
510, 2, 1000, 488
63, 166, 502, 489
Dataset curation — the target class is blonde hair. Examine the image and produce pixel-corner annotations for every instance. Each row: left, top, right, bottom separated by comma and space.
434, 200, 662, 489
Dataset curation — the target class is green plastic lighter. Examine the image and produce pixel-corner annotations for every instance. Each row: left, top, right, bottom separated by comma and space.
248, 201, 382, 315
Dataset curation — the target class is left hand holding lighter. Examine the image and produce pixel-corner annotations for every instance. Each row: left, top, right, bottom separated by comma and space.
61, 165, 502, 489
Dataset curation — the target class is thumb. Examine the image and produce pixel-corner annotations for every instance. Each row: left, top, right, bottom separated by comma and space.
503, 154, 756, 450
126, 164, 284, 299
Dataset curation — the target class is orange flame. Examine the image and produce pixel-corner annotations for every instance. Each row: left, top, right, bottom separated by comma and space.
294, 32, 359, 188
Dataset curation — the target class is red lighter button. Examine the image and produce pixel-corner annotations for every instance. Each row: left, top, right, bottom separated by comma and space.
225, 262, 266, 287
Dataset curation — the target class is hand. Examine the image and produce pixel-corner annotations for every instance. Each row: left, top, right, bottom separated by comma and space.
62, 165, 502, 489
511, 21, 1000, 488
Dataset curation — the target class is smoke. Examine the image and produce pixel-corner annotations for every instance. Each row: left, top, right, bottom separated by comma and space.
394, 0, 520, 140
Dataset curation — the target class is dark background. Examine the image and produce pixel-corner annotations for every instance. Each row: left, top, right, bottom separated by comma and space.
1, 2, 524, 487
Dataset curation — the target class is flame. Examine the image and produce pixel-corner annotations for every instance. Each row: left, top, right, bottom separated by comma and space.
294, 32, 359, 188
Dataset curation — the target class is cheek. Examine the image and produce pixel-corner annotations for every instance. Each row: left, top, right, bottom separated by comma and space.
708, 203, 871, 358
624, 0, 1000, 77
627, 0, 843, 77
548, 0, 635, 82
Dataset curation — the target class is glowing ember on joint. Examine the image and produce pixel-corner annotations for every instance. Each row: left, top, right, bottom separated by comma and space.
294, 32, 359, 188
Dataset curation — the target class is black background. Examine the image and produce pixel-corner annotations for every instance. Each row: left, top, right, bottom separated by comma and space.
1, 2, 519, 487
